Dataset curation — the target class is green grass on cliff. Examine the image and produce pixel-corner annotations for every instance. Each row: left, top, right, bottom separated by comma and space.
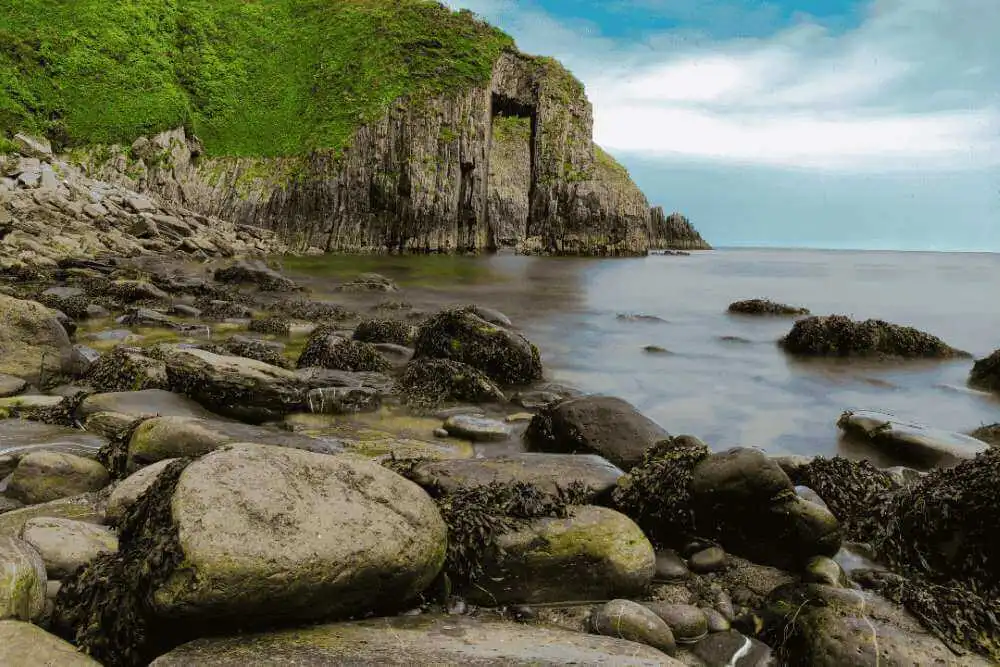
0, 0, 514, 157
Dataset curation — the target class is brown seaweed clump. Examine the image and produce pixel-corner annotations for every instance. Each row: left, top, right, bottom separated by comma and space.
397, 358, 506, 409
727, 299, 810, 316
352, 319, 415, 346
96, 415, 150, 480
296, 326, 391, 372
53, 459, 192, 667
779, 315, 969, 359
968, 349, 1000, 393
84, 347, 169, 393
247, 316, 291, 337
610, 437, 711, 548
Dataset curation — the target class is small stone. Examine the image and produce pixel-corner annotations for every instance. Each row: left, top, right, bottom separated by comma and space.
643, 345, 672, 354
0, 374, 26, 398
700, 607, 731, 633
804, 555, 847, 587
689, 547, 726, 573
591, 599, 676, 655
433, 428, 449, 438
442, 414, 512, 442
655, 550, 690, 582
504, 412, 534, 423
646, 603, 708, 644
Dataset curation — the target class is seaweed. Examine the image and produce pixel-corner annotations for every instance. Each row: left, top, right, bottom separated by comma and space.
268, 299, 352, 323
97, 415, 153, 480
353, 318, 415, 346
296, 326, 391, 372
84, 346, 169, 393
397, 358, 506, 409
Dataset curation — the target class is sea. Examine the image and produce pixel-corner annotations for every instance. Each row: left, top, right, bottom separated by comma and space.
283, 247, 1000, 462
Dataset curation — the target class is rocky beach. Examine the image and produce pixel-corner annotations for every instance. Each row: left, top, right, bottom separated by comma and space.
2, 1, 998, 664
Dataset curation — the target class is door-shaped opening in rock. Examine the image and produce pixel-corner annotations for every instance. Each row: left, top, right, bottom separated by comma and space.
488, 93, 536, 251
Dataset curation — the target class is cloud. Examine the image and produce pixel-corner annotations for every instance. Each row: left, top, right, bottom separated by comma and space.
448, 0, 1000, 172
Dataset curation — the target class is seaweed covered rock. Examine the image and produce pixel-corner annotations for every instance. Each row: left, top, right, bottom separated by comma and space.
84, 347, 169, 392
246, 316, 290, 337
412, 307, 542, 385
296, 326, 392, 373
210, 335, 291, 369
353, 318, 416, 346
398, 358, 506, 407
104, 280, 169, 304
0, 293, 75, 383
20, 517, 118, 578
213, 260, 298, 292
55, 445, 447, 666
7, 452, 109, 505
0, 536, 46, 620
0, 492, 108, 539
0, 620, 102, 666
149, 615, 679, 666
160, 346, 310, 423
192, 298, 252, 320
968, 349, 1000, 393
269, 299, 350, 323
727, 299, 809, 316
38, 287, 92, 320
0, 394, 74, 424
305, 386, 381, 415
525, 395, 669, 470
105, 459, 175, 524
969, 423, 1000, 446
779, 315, 968, 359
837, 410, 989, 468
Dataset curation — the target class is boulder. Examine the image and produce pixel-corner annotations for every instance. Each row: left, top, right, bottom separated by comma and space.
837, 410, 989, 469
55, 445, 447, 664
214, 260, 298, 291
78, 388, 218, 422
149, 615, 678, 666
0, 620, 101, 666
442, 414, 512, 441
779, 315, 968, 359
692, 631, 773, 667
0, 374, 26, 398
968, 349, 1000, 392
84, 347, 169, 392
105, 459, 175, 524
296, 329, 391, 372
0, 394, 69, 422
353, 319, 416, 346
728, 299, 809, 316
38, 286, 91, 320
6, 452, 109, 505
0, 536, 45, 620
412, 307, 542, 385
207, 335, 291, 369
0, 492, 107, 538
20, 517, 118, 578
12, 133, 52, 158
408, 453, 623, 503
591, 599, 677, 655
0, 293, 75, 382
372, 342, 414, 367
525, 396, 669, 470
398, 358, 506, 406
0, 419, 107, 460
468, 505, 654, 605
104, 280, 170, 303
246, 316, 290, 336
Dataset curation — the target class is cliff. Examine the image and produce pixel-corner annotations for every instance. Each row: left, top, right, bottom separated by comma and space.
1, 1, 709, 255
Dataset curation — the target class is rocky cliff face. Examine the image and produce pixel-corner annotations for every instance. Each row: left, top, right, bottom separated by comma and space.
74, 52, 708, 256
649, 208, 712, 251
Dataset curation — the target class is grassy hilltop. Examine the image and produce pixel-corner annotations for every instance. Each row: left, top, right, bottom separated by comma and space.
0, 0, 515, 156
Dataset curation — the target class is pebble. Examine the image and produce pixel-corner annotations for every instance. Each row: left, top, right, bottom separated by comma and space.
590, 599, 676, 655
433, 428, 449, 438
646, 603, 708, 644
654, 549, 690, 582
693, 630, 773, 666
689, 547, 726, 573
804, 555, 846, 587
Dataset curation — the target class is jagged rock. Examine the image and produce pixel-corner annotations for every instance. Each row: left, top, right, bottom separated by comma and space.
407, 453, 623, 503
591, 599, 677, 655
0, 294, 75, 382
84, 347, 169, 392
149, 615, 678, 666
467, 505, 654, 605
209, 335, 290, 369
6, 452, 110, 505
412, 307, 542, 385
779, 315, 968, 359
525, 395, 669, 471
20, 517, 118, 578
270, 299, 350, 323
0, 536, 46, 620
0, 620, 101, 665
398, 358, 506, 406
728, 299, 809, 316
969, 423, 1000, 445
0, 419, 106, 461
353, 318, 416, 345
968, 349, 1000, 393
104, 280, 170, 304
837, 410, 989, 468
296, 328, 391, 373
649, 209, 711, 251
78, 388, 217, 422
442, 414, 511, 441
246, 316, 290, 336
214, 259, 298, 291
12, 133, 52, 159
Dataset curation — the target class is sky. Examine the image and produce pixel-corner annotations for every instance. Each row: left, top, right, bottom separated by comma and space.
446, 0, 1000, 251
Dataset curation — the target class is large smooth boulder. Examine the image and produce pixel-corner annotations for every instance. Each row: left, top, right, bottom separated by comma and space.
78, 388, 218, 422
408, 453, 624, 503
0, 536, 45, 620
0, 419, 107, 460
6, 452, 109, 505
968, 349, 1000, 393
468, 506, 654, 605
126, 415, 342, 473
780, 315, 968, 359
0, 294, 75, 382
838, 410, 989, 469
20, 517, 117, 578
525, 396, 669, 470
412, 307, 542, 385
150, 615, 679, 666
0, 620, 101, 666
56, 445, 448, 664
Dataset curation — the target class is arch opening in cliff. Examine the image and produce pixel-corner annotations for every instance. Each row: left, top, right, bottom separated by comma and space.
487, 92, 537, 252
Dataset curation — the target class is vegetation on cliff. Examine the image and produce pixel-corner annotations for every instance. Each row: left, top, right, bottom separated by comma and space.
0, 0, 513, 156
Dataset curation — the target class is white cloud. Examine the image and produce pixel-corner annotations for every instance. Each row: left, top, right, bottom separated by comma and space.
448, 0, 1000, 172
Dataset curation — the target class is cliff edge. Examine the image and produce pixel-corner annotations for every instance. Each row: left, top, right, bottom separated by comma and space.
1, 0, 709, 255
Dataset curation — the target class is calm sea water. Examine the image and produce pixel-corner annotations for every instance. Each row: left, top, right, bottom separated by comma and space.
285, 248, 1000, 461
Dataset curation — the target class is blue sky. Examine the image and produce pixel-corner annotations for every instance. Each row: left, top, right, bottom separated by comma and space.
448, 0, 1000, 251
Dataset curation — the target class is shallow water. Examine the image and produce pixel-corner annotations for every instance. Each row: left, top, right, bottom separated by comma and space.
282, 248, 1000, 461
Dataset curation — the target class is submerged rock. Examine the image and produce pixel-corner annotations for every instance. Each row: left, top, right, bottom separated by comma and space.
525, 395, 669, 471
728, 298, 809, 316
0, 620, 101, 666
398, 358, 506, 407
7, 452, 109, 505
21, 517, 118, 578
0, 293, 75, 382
837, 410, 989, 468
0, 536, 46, 620
0, 419, 106, 460
968, 349, 1000, 393
779, 315, 968, 359
149, 614, 678, 665
591, 599, 677, 655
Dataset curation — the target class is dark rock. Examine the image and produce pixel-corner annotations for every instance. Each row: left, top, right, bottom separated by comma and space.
525, 395, 669, 471
211, 335, 291, 369
700, 607, 731, 633
353, 319, 415, 346
727, 299, 809, 316
297, 327, 392, 373
780, 315, 968, 359
269, 299, 350, 323
468, 305, 512, 328
591, 599, 677, 655
804, 555, 847, 587
969, 349, 1000, 392
643, 345, 672, 354
969, 423, 1000, 446
195, 298, 252, 320
689, 547, 726, 573
104, 280, 169, 304
693, 631, 773, 667
442, 414, 512, 442
84, 347, 169, 392
617, 313, 667, 323
398, 358, 506, 407
214, 260, 298, 291
837, 410, 989, 468
654, 550, 690, 582
412, 307, 542, 385
293, 367, 394, 394
645, 603, 708, 644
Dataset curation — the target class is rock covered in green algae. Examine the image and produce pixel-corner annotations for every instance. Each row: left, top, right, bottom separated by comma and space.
84, 346, 169, 392
6, 452, 109, 505
0, 620, 100, 666
353, 318, 416, 346
21, 517, 118, 578
55, 445, 447, 666
296, 326, 392, 373
727, 298, 810, 316
837, 409, 989, 468
968, 348, 1000, 393
149, 614, 681, 666
398, 357, 506, 407
525, 395, 671, 471
0, 536, 46, 620
779, 314, 968, 359
591, 599, 677, 655
412, 306, 542, 385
